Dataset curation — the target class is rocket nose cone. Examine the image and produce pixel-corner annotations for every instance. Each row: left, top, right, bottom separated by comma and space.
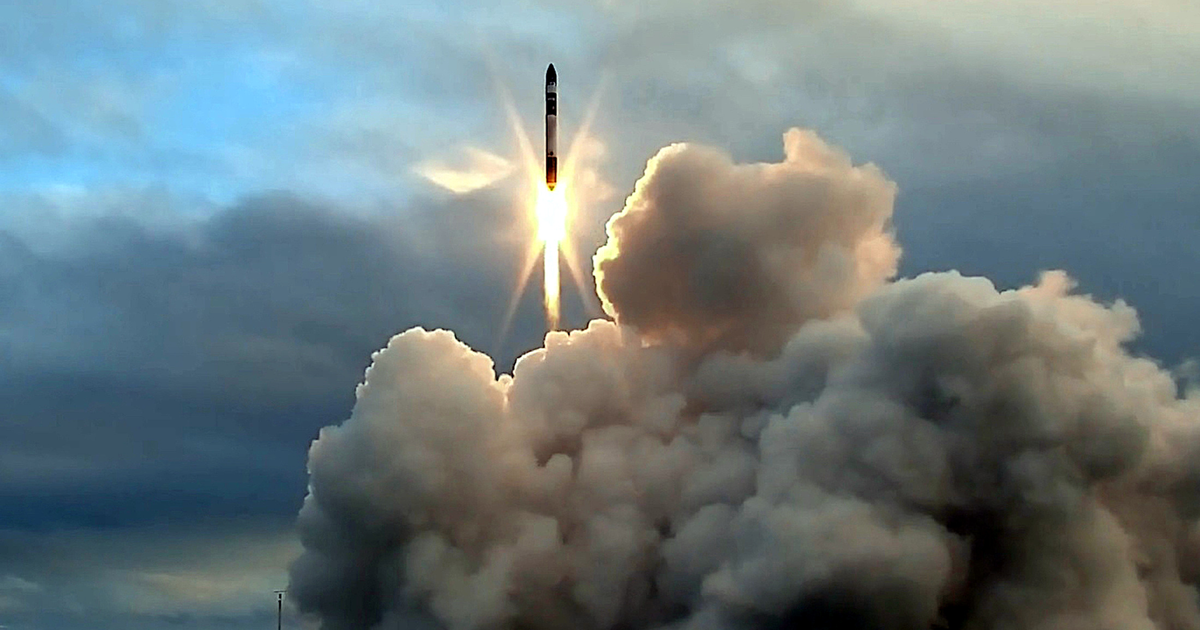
546, 64, 556, 84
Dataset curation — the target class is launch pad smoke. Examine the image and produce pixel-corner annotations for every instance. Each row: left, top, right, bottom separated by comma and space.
288, 129, 1200, 630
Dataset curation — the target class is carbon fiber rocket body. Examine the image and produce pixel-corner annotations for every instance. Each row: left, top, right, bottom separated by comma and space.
545, 64, 557, 190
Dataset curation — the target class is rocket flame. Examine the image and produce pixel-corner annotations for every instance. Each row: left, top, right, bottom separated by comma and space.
537, 186, 568, 330
486, 66, 608, 342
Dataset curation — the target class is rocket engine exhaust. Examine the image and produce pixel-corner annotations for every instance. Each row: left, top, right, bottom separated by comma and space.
289, 127, 1200, 630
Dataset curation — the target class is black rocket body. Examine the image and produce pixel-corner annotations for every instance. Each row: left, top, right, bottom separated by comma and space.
545, 63, 557, 191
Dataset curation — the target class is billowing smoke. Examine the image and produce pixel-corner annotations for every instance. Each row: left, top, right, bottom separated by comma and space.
594, 129, 899, 355
288, 128, 1200, 630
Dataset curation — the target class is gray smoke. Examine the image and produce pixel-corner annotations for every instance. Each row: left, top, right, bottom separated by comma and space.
288, 129, 1200, 630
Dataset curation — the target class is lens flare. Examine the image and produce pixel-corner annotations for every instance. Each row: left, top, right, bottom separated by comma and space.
485, 62, 607, 343
536, 186, 568, 329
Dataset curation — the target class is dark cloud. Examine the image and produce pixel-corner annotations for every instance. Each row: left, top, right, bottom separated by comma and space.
0, 522, 301, 630
2, 189, 537, 393
0, 188, 553, 624
895, 139, 1200, 366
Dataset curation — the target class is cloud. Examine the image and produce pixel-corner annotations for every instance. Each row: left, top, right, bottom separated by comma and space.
595, 129, 898, 354
0, 523, 303, 630
0, 189, 535, 396
288, 128, 1200, 630
847, 0, 1200, 103
0, 90, 67, 158
0, 56, 170, 162
0, 185, 552, 627
415, 147, 516, 194
1, 2, 1198, 629
0, 184, 552, 481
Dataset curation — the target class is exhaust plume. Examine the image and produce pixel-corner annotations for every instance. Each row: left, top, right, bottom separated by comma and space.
594, 129, 900, 355
288, 129, 1200, 630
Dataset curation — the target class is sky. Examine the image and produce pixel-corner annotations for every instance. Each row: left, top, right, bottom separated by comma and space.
1, 1, 1199, 628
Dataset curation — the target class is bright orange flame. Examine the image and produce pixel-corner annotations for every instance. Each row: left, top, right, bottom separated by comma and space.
537, 186, 568, 329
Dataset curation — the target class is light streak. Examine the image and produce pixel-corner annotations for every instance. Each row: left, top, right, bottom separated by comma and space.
536, 187, 568, 329
483, 63, 608, 343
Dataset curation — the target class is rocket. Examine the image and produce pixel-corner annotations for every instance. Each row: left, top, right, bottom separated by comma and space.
545, 63, 557, 191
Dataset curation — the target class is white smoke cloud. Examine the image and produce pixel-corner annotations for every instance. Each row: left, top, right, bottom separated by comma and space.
594, 128, 899, 355
289, 129, 1200, 630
